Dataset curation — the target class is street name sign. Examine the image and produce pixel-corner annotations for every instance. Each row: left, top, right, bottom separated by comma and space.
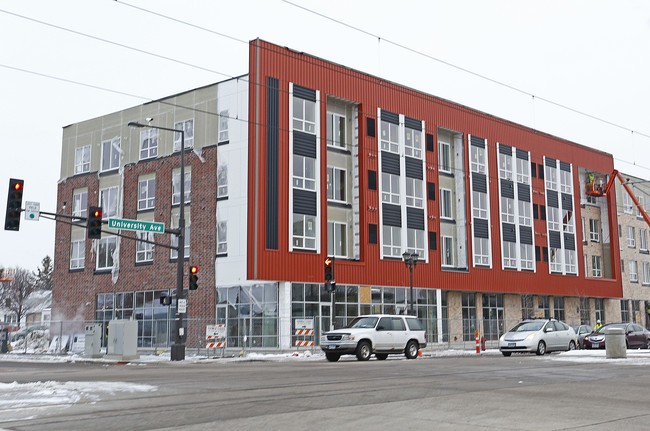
108, 218, 164, 233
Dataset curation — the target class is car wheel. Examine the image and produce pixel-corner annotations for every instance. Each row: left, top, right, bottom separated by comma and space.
568, 340, 576, 351
502, 351, 512, 357
625, 341, 629, 349
536, 341, 546, 356
356, 341, 372, 361
325, 353, 340, 362
646, 339, 650, 350
405, 340, 419, 359
375, 353, 388, 360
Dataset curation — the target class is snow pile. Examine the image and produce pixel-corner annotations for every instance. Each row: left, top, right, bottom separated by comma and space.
10, 330, 50, 354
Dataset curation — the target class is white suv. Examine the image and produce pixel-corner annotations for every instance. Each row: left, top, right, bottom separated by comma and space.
320, 314, 427, 362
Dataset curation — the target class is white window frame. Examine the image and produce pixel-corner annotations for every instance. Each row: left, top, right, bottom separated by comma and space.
472, 191, 488, 219
99, 186, 118, 220
292, 214, 316, 250
545, 165, 557, 191
562, 209, 574, 233
96, 236, 117, 270
293, 155, 316, 191
560, 169, 572, 194
503, 241, 517, 269
589, 219, 600, 242
518, 200, 531, 226
405, 177, 423, 208
628, 226, 636, 248
170, 226, 190, 259
498, 152, 513, 181
473, 237, 490, 266
74, 145, 91, 174
328, 221, 348, 258
640, 228, 648, 251
440, 188, 453, 220
591, 255, 602, 277
101, 138, 120, 172
292, 97, 316, 134
582, 217, 586, 242
546, 206, 559, 231
564, 249, 576, 274
136, 231, 154, 263
520, 244, 534, 270
174, 119, 194, 151
380, 121, 399, 154
442, 236, 454, 267
406, 228, 425, 258
642, 262, 650, 286
70, 238, 85, 270
382, 225, 401, 258
219, 110, 229, 143
172, 171, 191, 205
72, 190, 88, 221
404, 127, 422, 159
137, 177, 155, 211
623, 192, 634, 214
327, 112, 346, 149
139, 128, 158, 160
217, 220, 227, 255
516, 157, 529, 184
549, 247, 562, 273
327, 166, 347, 203
637, 195, 645, 218
630, 260, 638, 282
381, 173, 400, 205
470, 145, 486, 174
217, 165, 228, 198
438, 141, 451, 173
500, 196, 515, 224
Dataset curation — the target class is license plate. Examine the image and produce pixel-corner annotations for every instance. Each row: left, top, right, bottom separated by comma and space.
593, 343, 599, 348
508, 342, 515, 348
329, 344, 336, 349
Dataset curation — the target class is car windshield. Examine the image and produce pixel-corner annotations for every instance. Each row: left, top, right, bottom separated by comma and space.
597, 324, 625, 334
510, 321, 545, 332
347, 316, 379, 329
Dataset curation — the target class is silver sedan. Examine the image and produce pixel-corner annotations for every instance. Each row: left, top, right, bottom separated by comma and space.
499, 319, 577, 356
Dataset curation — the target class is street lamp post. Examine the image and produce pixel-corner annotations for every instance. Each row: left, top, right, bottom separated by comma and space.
128, 121, 186, 361
402, 252, 419, 316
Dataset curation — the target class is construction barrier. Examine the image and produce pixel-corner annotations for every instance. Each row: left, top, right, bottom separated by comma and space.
475, 329, 480, 354
294, 329, 314, 347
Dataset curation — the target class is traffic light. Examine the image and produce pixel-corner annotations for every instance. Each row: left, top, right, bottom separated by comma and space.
189, 265, 199, 290
160, 293, 172, 306
4, 178, 24, 231
87, 206, 103, 239
324, 257, 333, 281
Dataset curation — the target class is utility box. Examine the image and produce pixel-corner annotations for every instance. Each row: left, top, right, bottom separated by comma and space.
107, 320, 139, 360
0, 328, 8, 353
84, 324, 102, 357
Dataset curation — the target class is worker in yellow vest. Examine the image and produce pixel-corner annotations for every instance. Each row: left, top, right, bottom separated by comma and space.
594, 320, 602, 331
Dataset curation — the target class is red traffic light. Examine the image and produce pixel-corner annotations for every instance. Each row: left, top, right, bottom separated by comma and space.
93, 209, 102, 218
14, 182, 23, 191
190, 266, 199, 274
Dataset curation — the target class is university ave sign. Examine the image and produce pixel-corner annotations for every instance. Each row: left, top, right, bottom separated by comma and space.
108, 218, 165, 233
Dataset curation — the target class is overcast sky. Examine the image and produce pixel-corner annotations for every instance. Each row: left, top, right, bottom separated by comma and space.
1, 0, 649, 272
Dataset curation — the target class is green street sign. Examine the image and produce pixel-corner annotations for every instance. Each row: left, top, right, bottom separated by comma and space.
108, 218, 165, 233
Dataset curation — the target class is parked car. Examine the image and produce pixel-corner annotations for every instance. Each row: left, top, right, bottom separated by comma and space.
582, 323, 650, 349
570, 324, 594, 349
320, 314, 427, 362
499, 319, 577, 356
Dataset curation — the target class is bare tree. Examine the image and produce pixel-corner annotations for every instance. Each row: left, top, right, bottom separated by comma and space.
0, 268, 36, 324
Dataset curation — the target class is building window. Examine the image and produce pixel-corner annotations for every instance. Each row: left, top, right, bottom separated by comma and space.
595, 298, 605, 323
581, 217, 586, 242
538, 296, 550, 319
518, 201, 531, 226
139, 128, 158, 160
327, 112, 346, 149
74, 145, 91, 174
382, 225, 401, 258
564, 250, 576, 274
630, 260, 638, 282
136, 232, 154, 263
545, 164, 557, 191
516, 157, 529, 184
474, 237, 490, 266
503, 241, 517, 269
293, 155, 316, 191
547, 206, 559, 231
101, 138, 120, 172
217, 221, 227, 255
97, 236, 117, 270
628, 226, 636, 248
137, 177, 155, 211
501, 197, 515, 224
560, 169, 572, 194
440, 188, 453, 220
327, 167, 346, 203
498, 152, 513, 180
438, 141, 451, 173
470, 145, 486, 174
589, 219, 600, 242
99, 186, 118, 219
328, 221, 347, 258
405, 178, 423, 208
521, 295, 534, 319
591, 255, 602, 277
621, 300, 630, 323
520, 244, 534, 270
637, 196, 645, 217
293, 96, 315, 134
623, 192, 634, 214
562, 210, 574, 233
550, 247, 562, 273
293, 214, 316, 250
382, 173, 400, 204
172, 171, 191, 205
218, 110, 229, 143
174, 119, 194, 150
406, 228, 425, 257
404, 127, 422, 158
380, 121, 399, 153
442, 236, 454, 267
72, 190, 88, 221
472, 191, 488, 219
461, 293, 477, 342
640, 228, 648, 251
70, 238, 85, 269
642, 262, 650, 285
170, 226, 190, 259
553, 296, 565, 321
217, 165, 228, 198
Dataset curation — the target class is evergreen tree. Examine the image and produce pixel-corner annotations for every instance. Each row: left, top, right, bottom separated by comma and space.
34, 255, 54, 291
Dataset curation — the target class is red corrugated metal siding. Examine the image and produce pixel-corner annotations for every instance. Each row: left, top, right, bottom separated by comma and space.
247, 39, 622, 298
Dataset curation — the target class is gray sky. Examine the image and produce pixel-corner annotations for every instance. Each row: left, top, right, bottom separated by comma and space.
1, 0, 649, 272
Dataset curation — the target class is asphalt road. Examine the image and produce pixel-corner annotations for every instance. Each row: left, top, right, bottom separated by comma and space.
1, 354, 649, 430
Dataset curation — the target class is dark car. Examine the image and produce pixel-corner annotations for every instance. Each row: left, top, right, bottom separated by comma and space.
582, 323, 650, 349
570, 324, 594, 349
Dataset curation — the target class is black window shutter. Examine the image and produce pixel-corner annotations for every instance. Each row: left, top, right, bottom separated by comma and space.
538, 164, 545, 180
367, 118, 376, 138
426, 134, 434, 152
427, 182, 436, 201
429, 232, 437, 250
533, 204, 539, 219
542, 247, 548, 262
369, 224, 378, 244
535, 246, 541, 262
531, 162, 537, 178
540, 205, 546, 221
368, 170, 377, 190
